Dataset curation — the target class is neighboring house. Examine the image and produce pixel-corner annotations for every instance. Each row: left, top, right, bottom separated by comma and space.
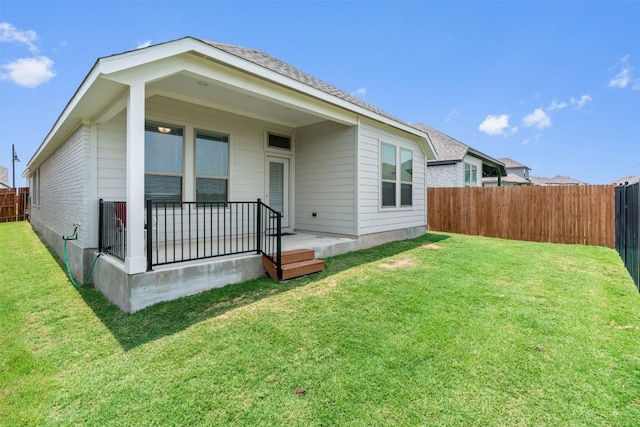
530, 175, 587, 186
24, 37, 436, 312
414, 124, 506, 187
484, 157, 532, 186
0, 165, 9, 188
611, 175, 640, 186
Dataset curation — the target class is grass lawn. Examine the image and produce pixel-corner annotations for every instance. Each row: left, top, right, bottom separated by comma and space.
1, 221, 639, 426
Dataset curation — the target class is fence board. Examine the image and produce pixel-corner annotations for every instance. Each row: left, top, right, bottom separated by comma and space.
0, 187, 29, 222
427, 185, 615, 248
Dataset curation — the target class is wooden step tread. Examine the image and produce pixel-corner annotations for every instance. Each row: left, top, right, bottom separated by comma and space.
268, 249, 316, 264
262, 255, 325, 281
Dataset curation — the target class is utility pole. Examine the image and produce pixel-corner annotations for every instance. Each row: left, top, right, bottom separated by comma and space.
12, 144, 20, 188
12, 144, 20, 221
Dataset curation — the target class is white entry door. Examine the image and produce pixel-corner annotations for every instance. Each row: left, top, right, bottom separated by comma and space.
266, 157, 290, 228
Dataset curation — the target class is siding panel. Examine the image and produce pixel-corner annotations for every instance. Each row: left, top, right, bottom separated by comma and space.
295, 121, 356, 235
358, 119, 427, 235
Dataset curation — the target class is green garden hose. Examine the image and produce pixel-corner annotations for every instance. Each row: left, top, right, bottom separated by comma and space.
63, 226, 102, 288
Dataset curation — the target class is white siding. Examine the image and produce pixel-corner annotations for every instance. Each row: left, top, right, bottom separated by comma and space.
96, 96, 295, 204
295, 121, 356, 235
97, 111, 126, 200
146, 96, 288, 202
460, 155, 483, 187
358, 119, 426, 235
31, 124, 93, 246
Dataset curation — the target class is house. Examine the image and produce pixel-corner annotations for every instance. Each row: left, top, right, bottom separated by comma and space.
24, 37, 436, 312
529, 175, 587, 186
414, 124, 506, 187
0, 165, 9, 188
611, 175, 640, 186
484, 157, 532, 186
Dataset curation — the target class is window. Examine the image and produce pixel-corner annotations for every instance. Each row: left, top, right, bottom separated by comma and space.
464, 162, 477, 187
381, 143, 413, 208
400, 148, 413, 206
381, 143, 396, 207
268, 133, 291, 150
145, 122, 183, 203
195, 130, 229, 202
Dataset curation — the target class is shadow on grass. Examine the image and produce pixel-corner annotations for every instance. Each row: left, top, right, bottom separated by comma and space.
74, 232, 450, 351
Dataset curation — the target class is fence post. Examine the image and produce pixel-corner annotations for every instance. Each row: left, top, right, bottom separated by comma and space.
276, 211, 282, 280
256, 198, 262, 255
146, 199, 153, 271
98, 199, 104, 252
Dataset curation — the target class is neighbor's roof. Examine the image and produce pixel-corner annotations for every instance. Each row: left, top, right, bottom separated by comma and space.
484, 173, 532, 185
414, 124, 506, 175
611, 175, 640, 186
498, 157, 531, 170
530, 175, 587, 186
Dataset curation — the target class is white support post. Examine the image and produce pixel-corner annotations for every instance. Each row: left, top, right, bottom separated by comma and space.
125, 83, 147, 274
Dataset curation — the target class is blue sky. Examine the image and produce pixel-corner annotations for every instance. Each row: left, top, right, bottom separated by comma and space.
1, 0, 639, 187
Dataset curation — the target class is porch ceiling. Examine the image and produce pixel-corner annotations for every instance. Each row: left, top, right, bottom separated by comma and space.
146, 72, 330, 128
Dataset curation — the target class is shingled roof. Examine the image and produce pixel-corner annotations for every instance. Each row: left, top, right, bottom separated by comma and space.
200, 38, 412, 129
413, 124, 467, 162
498, 157, 531, 170
413, 123, 505, 175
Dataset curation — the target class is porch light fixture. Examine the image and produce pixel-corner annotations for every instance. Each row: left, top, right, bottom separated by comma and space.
157, 127, 172, 134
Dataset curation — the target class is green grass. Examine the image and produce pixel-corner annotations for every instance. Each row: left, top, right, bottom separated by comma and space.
1, 221, 639, 426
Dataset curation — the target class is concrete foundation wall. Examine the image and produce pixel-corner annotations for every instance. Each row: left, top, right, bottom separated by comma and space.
92, 225, 425, 313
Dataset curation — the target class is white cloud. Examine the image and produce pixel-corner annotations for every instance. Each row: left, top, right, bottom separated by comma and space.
570, 94, 592, 109
0, 22, 38, 53
1, 56, 55, 88
445, 110, 459, 122
478, 114, 517, 136
136, 40, 152, 49
609, 69, 630, 88
547, 100, 568, 111
522, 108, 551, 130
609, 55, 635, 89
352, 87, 367, 97
0, 22, 54, 87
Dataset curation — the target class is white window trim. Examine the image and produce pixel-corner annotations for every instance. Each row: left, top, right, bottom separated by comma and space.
264, 128, 295, 154
380, 141, 414, 210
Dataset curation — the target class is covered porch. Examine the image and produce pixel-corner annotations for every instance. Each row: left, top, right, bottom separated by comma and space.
93, 199, 358, 313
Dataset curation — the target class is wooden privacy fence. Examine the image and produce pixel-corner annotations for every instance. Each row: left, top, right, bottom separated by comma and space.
427, 185, 615, 248
0, 187, 29, 223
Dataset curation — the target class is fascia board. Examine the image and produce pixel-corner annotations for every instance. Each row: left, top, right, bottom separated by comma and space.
428, 159, 460, 166
467, 148, 507, 176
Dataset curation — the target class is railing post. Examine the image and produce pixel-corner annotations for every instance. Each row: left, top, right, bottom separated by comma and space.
276, 211, 282, 280
256, 198, 262, 254
146, 199, 153, 271
98, 199, 104, 252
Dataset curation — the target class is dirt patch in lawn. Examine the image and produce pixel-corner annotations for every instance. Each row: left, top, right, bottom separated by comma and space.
379, 257, 417, 270
422, 243, 442, 249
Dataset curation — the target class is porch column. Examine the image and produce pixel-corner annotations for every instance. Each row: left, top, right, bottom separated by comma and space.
125, 83, 147, 274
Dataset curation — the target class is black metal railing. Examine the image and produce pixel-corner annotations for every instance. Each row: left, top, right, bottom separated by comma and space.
99, 198, 282, 278
99, 199, 127, 261
615, 182, 640, 292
